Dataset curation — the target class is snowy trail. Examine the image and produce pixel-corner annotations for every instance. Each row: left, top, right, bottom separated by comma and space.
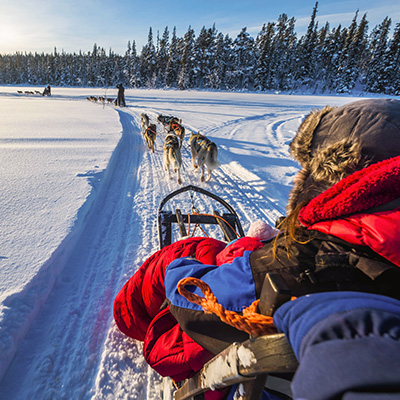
0, 109, 149, 399
0, 90, 360, 399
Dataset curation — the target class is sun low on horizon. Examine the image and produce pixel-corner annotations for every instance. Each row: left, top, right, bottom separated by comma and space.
0, 24, 25, 53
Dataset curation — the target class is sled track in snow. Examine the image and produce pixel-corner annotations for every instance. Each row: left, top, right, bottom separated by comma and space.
0, 110, 160, 399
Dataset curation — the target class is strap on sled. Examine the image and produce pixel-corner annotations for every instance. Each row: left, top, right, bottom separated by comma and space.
173, 273, 297, 400
158, 185, 245, 249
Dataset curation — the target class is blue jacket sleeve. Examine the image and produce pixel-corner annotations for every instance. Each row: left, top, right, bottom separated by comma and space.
165, 251, 257, 312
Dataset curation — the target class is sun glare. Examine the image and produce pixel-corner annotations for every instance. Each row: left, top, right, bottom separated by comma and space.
0, 24, 23, 53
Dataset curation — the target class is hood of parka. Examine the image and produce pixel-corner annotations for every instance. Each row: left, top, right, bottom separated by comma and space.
287, 99, 400, 215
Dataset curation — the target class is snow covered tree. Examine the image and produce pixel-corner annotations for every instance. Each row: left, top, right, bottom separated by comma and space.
156, 27, 170, 87
232, 27, 255, 90
141, 27, 157, 87
295, 2, 319, 89
336, 11, 368, 93
384, 23, 400, 94
364, 17, 392, 93
178, 26, 195, 90
193, 25, 217, 88
208, 33, 233, 89
165, 27, 181, 88
123, 40, 140, 87
274, 14, 297, 91
255, 22, 275, 90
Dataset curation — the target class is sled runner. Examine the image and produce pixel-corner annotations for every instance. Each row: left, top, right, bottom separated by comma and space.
158, 185, 245, 249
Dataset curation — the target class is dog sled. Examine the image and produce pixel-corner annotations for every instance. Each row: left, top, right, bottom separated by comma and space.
158, 185, 245, 249
156, 185, 298, 399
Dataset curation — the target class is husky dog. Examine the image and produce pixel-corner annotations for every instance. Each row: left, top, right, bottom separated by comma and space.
168, 121, 185, 148
190, 132, 220, 182
140, 113, 150, 134
157, 115, 182, 132
163, 134, 182, 184
144, 124, 157, 153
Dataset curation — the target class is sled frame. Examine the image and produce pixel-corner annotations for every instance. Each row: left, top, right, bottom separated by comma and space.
173, 333, 297, 400
158, 185, 245, 249
173, 273, 298, 400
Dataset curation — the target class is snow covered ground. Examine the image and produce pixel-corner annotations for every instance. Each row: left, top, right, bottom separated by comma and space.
0, 86, 389, 399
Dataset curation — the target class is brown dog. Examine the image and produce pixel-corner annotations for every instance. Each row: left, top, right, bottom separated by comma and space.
144, 124, 157, 153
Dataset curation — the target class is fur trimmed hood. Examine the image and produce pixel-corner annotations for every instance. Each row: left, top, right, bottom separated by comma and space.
287, 99, 400, 214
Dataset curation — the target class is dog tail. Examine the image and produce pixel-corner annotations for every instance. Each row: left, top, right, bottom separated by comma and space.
206, 143, 220, 170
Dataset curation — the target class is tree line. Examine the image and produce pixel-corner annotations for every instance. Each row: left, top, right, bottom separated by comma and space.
0, 3, 399, 95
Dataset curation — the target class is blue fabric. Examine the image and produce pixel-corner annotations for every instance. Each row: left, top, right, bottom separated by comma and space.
291, 334, 400, 400
273, 291, 400, 358
165, 251, 256, 312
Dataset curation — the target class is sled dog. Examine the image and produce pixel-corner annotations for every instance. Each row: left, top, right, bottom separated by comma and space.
157, 115, 181, 132
190, 132, 220, 182
168, 121, 185, 148
163, 134, 182, 184
144, 124, 157, 153
140, 113, 150, 134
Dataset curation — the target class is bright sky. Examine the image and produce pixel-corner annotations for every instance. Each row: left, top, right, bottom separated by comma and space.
0, 0, 399, 55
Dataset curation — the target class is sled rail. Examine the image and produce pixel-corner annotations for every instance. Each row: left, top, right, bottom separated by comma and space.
158, 185, 245, 249
174, 333, 298, 400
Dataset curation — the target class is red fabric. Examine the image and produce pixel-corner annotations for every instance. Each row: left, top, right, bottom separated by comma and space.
299, 155, 400, 226
113, 237, 226, 341
299, 156, 400, 267
114, 235, 263, 382
143, 307, 215, 381
307, 208, 400, 267
216, 236, 264, 265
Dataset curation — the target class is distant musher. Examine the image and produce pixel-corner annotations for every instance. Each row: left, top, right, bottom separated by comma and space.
115, 83, 125, 107
42, 85, 51, 96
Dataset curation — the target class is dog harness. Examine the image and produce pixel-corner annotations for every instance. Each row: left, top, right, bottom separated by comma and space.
193, 135, 212, 150
146, 126, 157, 136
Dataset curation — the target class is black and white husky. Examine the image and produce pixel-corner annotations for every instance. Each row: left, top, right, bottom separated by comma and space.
190, 132, 219, 182
140, 113, 150, 134
163, 134, 182, 184
157, 115, 181, 132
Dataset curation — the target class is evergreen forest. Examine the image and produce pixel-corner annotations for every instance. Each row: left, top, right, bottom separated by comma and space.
1, 3, 399, 95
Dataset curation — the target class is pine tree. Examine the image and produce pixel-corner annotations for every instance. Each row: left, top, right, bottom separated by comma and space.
193, 25, 217, 88
274, 14, 297, 91
209, 33, 233, 89
178, 26, 195, 90
385, 23, 400, 94
232, 27, 255, 90
364, 17, 392, 93
255, 22, 275, 90
336, 11, 368, 93
141, 27, 157, 87
296, 2, 319, 89
156, 27, 170, 87
166, 27, 180, 87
